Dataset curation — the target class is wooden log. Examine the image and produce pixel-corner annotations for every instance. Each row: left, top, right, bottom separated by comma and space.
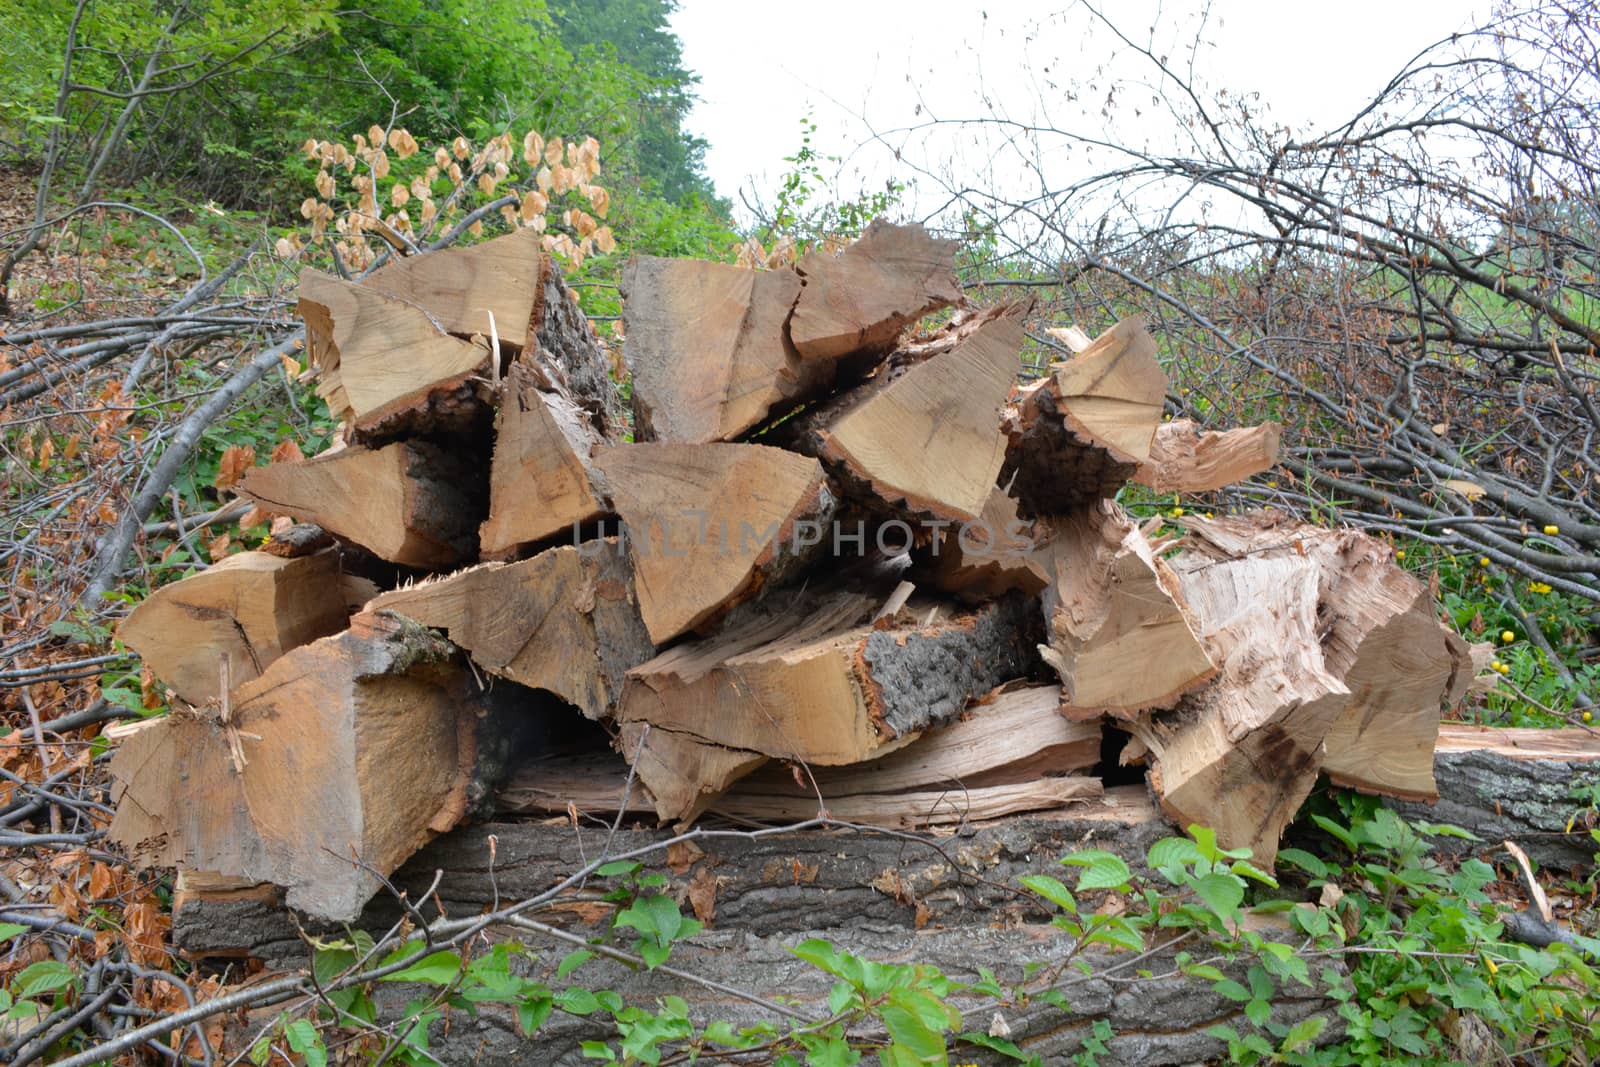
109, 612, 477, 921
714, 776, 1105, 830
915, 486, 1048, 600
610, 683, 1102, 826
775, 303, 1026, 522
593, 442, 836, 644
617, 723, 767, 824
789, 220, 963, 361
240, 440, 483, 570
116, 547, 351, 707
356, 227, 545, 349
299, 268, 489, 430
1178, 514, 1467, 800
620, 257, 828, 442
1001, 317, 1168, 516
368, 538, 653, 720
478, 358, 610, 558
1133, 419, 1281, 493
1037, 502, 1214, 715
616, 590, 1041, 818
171, 786, 1168, 963
736, 684, 1101, 798
1406, 724, 1600, 869
167, 722, 1596, 965
1137, 554, 1351, 865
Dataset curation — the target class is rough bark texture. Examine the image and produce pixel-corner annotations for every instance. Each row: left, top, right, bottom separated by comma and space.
239, 440, 484, 570
1001, 317, 1167, 517
215, 925, 1338, 1067
115, 547, 351, 706
789, 220, 964, 361
615, 591, 1042, 817
369, 538, 652, 720
1397, 725, 1600, 869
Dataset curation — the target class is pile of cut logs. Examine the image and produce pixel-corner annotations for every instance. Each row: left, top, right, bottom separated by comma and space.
107, 222, 1483, 923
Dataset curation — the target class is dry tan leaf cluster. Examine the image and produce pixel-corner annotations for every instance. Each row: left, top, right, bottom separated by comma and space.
292, 126, 614, 271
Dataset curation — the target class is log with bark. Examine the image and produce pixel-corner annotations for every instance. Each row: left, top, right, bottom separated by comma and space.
1001, 316, 1168, 516
110, 612, 488, 921
773, 303, 1027, 522
240, 439, 484, 570
368, 538, 654, 720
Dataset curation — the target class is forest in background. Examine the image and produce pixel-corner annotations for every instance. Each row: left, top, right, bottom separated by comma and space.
1, 1, 1598, 1064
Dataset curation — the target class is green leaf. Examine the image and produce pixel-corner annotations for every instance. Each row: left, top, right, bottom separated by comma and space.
1059, 849, 1132, 891
1020, 874, 1077, 912
558, 987, 601, 1015
1212, 979, 1252, 1002
0, 922, 29, 944
880, 1000, 946, 1063
285, 1019, 320, 1054
1280, 1015, 1327, 1052
580, 1039, 618, 1060
557, 949, 594, 978
1310, 814, 1359, 851
1274, 848, 1330, 878
14, 960, 75, 998
1147, 837, 1204, 877
791, 938, 848, 978
595, 860, 641, 878
517, 994, 553, 1035
1192, 872, 1245, 921
379, 949, 461, 985
1188, 825, 1253, 861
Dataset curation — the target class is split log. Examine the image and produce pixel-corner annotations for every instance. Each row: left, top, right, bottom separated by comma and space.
478, 358, 610, 558
116, 547, 351, 706
1179, 514, 1468, 800
593, 442, 836, 643
613, 683, 1102, 825
240, 440, 483, 570
617, 724, 767, 824
915, 486, 1048, 600
712, 777, 1104, 830
1133, 419, 1281, 494
1037, 502, 1214, 714
616, 590, 1041, 818
789, 220, 963, 361
369, 538, 652, 720
1138, 554, 1351, 865
299, 268, 489, 430
1002, 317, 1168, 516
620, 257, 826, 442
110, 612, 478, 921
356, 227, 545, 349
736, 684, 1101, 798
775, 303, 1026, 522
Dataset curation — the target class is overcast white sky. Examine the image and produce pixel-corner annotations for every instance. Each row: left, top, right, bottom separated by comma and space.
670, 0, 1494, 223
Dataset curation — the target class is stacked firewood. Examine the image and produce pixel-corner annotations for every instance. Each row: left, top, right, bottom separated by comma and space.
106, 222, 1479, 923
